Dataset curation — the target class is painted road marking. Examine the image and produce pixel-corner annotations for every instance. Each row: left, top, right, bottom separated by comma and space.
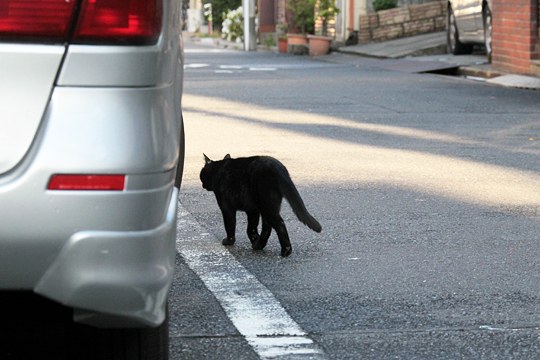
184, 64, 278, 73
249, 67, 278, 71
184, 63, 210, 69
176, 204, 327, 359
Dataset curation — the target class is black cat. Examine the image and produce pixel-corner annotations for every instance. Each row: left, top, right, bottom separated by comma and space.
200, 154, 322, 257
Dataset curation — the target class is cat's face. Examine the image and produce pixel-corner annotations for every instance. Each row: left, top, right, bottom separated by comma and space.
200, 161, 215, 191
200, 154, 230, 191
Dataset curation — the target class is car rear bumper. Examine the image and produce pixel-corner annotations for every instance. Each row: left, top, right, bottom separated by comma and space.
0, 83, 182, 327
35, 186, 178, 328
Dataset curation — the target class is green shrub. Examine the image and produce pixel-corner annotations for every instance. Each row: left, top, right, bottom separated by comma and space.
317, 0, 340, 36
287, 0, 315, 34
204, 0, 241, 31
372, 0, 397, 11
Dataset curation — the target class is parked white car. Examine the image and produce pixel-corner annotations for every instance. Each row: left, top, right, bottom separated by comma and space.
447, 0, 493, 61
0, 0, 184, 358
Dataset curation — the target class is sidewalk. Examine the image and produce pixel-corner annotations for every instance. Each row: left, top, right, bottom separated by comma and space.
338, 32, 447, 59
337, 32, 540, 90
186, 31, 540, 90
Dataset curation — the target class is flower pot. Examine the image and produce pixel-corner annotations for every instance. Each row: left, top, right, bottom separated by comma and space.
278, 38, 288, 53
307, 35, 332, 56
287, 33, 308, 55
286, 33, 308, 45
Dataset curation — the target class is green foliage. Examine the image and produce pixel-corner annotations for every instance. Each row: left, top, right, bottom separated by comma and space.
263, 35, 276, 48
204, 0, 241, 31
287, 0, 315, 34
372, 0, 397, 11
317, 0, 340, 36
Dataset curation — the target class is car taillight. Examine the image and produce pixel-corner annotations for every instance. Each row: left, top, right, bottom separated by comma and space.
48, 174, 125, 191
73, 0, 162, 44
0, 0, 162, 44
0, 0, 76, 41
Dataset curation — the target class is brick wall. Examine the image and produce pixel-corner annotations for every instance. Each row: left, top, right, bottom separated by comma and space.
492, 0, 540, 76
359, 0, 446, 43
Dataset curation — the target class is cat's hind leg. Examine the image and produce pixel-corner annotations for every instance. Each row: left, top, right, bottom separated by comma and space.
260, 213, 292, 257
274, 216, 292, 257
252, 220, 271, 251
246, 211, 260, 244
254, 188, 292, 256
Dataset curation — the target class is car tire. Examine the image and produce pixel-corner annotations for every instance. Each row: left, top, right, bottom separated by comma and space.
70, 310, 169, 360
447, 5, 473, 55
483, 4, 493, 63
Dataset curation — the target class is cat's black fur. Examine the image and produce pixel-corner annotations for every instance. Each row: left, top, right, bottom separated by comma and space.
200, 154, 322, 257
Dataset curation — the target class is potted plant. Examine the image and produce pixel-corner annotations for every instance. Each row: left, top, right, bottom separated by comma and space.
278, 35, 288, 53
308, 0, 339, 56
286, 0, 315, 54
276, 23, 288, 54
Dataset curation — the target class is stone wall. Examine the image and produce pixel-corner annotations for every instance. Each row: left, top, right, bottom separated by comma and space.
359, 0, 446, 43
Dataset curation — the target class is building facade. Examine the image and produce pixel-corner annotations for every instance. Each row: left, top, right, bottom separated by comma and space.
492, 0, 540, 76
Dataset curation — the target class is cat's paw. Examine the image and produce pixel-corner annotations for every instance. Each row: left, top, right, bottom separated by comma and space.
248, 233, 260, 244
252, 238, 268, 251
280, 246, 292, 257
252, 242, 264, 251
222, 237, 235, 246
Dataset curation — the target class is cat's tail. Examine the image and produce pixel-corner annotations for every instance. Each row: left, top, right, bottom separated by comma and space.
275, 162, 322, 233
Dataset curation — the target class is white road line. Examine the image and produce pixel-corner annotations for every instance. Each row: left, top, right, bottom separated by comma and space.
219, 65, 243, 69
176, 204, 327, 359
184, 63, 210, 69
249, 67, 277, 71
184, 49, 233, 53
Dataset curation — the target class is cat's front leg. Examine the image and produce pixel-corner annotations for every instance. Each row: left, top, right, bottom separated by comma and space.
246, 211, 260, 244
221, 208, 236, 246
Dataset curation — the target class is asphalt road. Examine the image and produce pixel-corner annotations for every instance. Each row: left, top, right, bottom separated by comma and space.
170, 37, 540, 359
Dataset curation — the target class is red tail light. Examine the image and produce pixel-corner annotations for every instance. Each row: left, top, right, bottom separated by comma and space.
0, 0, 162, 44
73, 0, 162, 44
0, 0, 76, 40
48, 174, 126, 191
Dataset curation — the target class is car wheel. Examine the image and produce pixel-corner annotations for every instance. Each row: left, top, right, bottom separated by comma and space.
483, 4, 493, 63
70, 311, 169, 360
447, 5, 473, 55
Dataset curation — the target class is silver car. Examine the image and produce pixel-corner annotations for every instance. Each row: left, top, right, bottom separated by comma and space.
0, 0, 184, 358
447, 0, 493, 61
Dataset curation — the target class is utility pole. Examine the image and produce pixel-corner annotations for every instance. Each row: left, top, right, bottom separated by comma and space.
203, 3, 212, 35
243, 0, 256, 51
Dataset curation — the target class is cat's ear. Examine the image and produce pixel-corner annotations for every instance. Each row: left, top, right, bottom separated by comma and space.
203, 153, 212, 164
224, 154, 231, 160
